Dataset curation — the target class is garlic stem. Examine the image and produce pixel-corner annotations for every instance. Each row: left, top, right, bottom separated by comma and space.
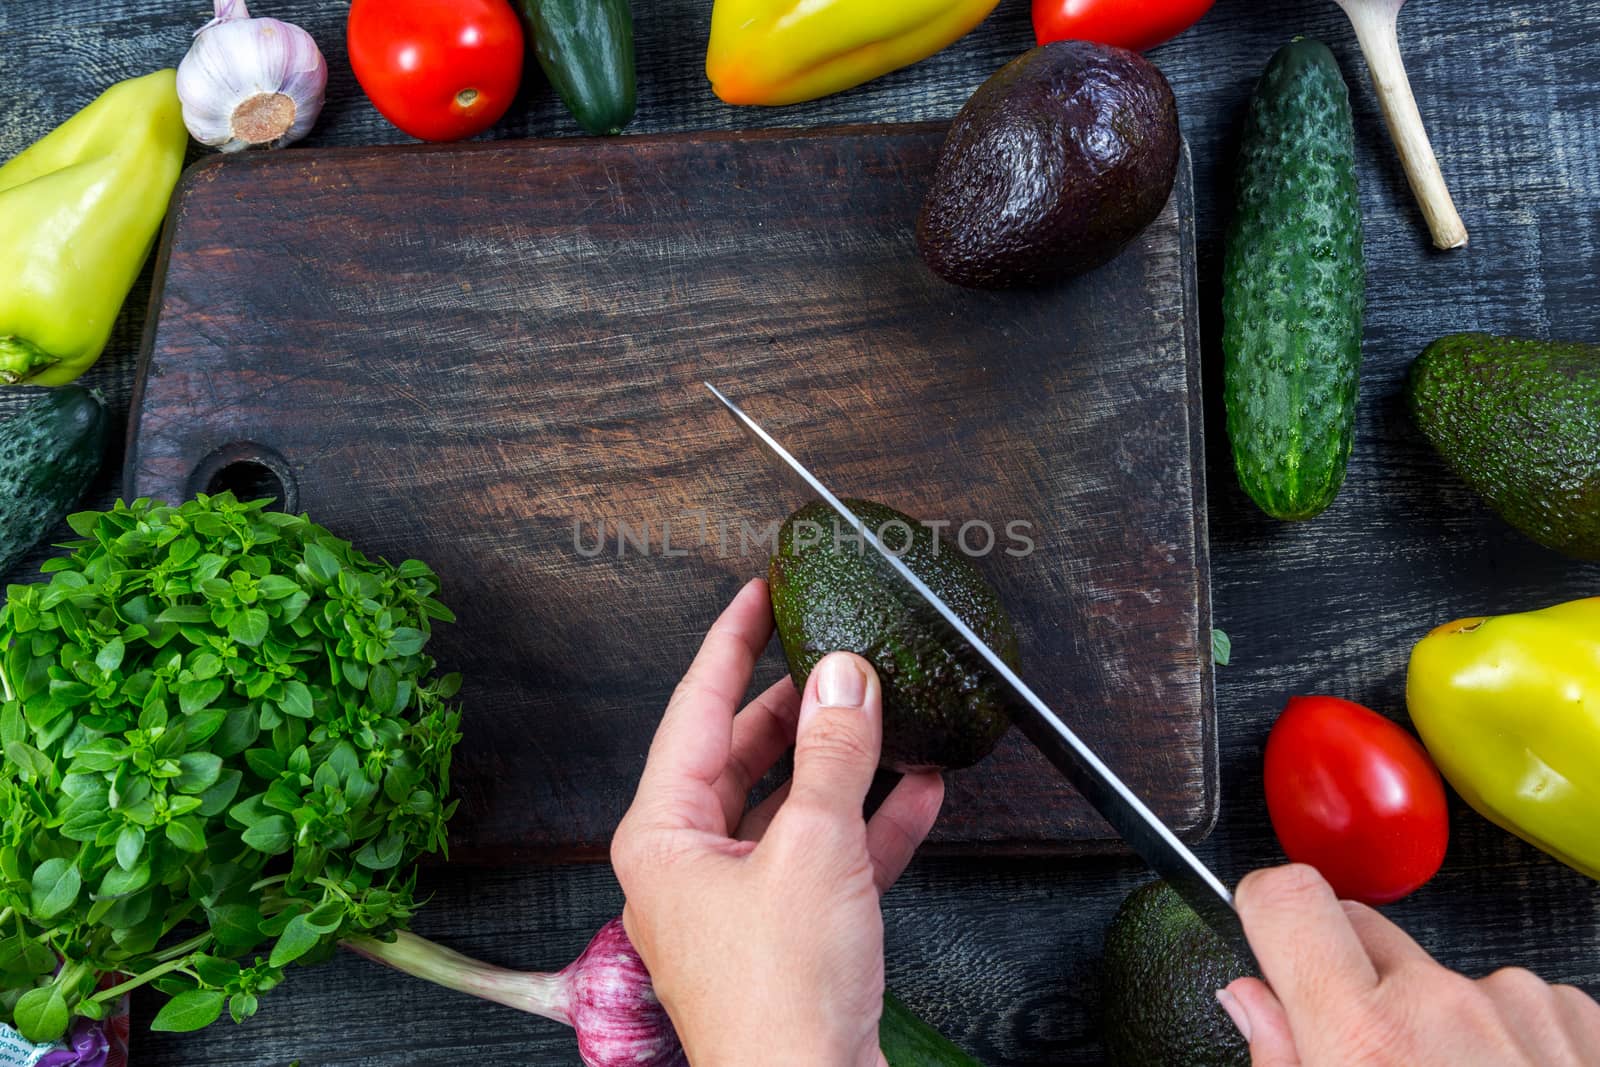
1333, 0, 1468, 249
343, 931, 571, 1024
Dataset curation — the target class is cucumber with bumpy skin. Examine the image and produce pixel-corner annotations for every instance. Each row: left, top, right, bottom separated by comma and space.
0, 386, 107, 575
1223, 39, 1366, 521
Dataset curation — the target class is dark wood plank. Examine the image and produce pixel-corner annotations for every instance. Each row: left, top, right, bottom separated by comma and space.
2, 0, 1598, 1064
126, 127, 1211, 858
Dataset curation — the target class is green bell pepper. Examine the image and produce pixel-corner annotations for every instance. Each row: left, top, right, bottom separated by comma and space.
1406, 596, 1600, 880
0, 69, 188, 386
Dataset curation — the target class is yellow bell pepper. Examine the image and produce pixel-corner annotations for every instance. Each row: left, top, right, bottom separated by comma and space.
1407, 596, 1600, 880
706, 0, 1001, 106
0, 70, 188, 386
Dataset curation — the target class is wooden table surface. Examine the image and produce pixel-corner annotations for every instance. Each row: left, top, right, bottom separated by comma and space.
4, 1, 1598, 1063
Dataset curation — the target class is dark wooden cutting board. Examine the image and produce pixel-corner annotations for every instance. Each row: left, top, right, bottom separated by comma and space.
126, 125, 1213, 860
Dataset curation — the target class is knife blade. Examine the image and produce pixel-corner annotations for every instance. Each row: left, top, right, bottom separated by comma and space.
707, 382, 1249, 954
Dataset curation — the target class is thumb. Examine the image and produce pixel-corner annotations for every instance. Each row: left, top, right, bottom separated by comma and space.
1220, 978, 1300, 1067
787, 652, 883, 819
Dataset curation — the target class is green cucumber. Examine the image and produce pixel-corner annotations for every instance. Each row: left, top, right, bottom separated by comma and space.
0, 387, 107, 576
1222, 39, 1366, 521
881, 991, 984, 1066
519, 0, 636, 136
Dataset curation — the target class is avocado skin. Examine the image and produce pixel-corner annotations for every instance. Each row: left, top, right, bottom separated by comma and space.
916, 41, 1180, 290
1102, 881, 1255, 1067
1223, 39, 1365, 522
768, 499, 1019, 772
1407, 332, 1600, 559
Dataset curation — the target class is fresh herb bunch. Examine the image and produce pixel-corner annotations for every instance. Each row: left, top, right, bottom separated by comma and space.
0, 494, 461, 1041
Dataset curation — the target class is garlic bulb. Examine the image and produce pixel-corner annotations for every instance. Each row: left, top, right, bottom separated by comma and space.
176, 0, 327, 151
346, 918, 687, 1067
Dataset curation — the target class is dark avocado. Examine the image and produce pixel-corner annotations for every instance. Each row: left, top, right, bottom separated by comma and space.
1102, 881, 1255, 1067
916, 41, 1181, 290
1407, 332, 1600, 559
767, 499, 1019, 772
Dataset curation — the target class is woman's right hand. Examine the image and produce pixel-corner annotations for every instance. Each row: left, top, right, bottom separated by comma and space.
1220, 864, 1600, 1066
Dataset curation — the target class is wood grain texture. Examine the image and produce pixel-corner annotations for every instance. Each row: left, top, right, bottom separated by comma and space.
2, 0, 1599, 1064
126, 128, 1212, 858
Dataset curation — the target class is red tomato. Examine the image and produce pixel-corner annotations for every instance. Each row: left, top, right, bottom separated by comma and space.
1031, 0, 1216, 53
1264, 695, 1449, 905
348, 0, 524, 142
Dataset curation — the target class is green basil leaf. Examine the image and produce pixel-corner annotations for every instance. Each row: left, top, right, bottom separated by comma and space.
258, 575, 300, 599
166, 795, 204, 818
279, 679, 314, 719
229, 609, 270, 648
302, 543, 341, 584
166, 817, 207, 852
228, 991, 259, 1024
5, 740, 53, 781
12, 986, 69, 1043
30, 858, 82, 918
198, 577, 234, 600
193, 955, 242, 988
268, 912, 323, 967
264, 777, 303, 813
354, 831, 404, 871
150, 988, 226, 1033
240, 815, 293, 854
206, 903, 265, 951
181, 706, 228, 747
188, 652, 224, 681
279, 590, 311, 625
95, 638, 126, 673
175, 751, 224, 793
99, 860, 151, 897
304, 900, 345, 933
366, 665, 398, 715
116, 824, 146, 871
212, 706, 258, 758
138, 697, 169, 731
196, 768, 244, 817
69, 737, 126, 773
311, 761, 339, 794
178, 678, 226, 715
1212, 627, 1233, 667
386, 628, 426, 656
154, 605, 211, 625
102, 889, 153, 930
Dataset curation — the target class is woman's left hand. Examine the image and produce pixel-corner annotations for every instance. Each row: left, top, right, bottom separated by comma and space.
611, 578, 945, 1067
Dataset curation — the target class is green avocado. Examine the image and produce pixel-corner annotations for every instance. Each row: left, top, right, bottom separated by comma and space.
916, 41, 1181, 290
1407, 332, 1600, 559
767, 499, 1019, 772
1102, 881, 1255, 1067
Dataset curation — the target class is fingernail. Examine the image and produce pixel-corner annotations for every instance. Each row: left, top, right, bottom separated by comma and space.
815, 653, 867, 709
1215, 988, 1252, 1042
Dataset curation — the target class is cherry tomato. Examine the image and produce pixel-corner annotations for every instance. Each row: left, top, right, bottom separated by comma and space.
1264, 695, 1449, 905
1031, 0, 1215, 53
348, 0, 524, 142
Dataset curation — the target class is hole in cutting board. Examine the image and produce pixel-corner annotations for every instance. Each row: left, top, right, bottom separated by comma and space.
188, 443, 297, 512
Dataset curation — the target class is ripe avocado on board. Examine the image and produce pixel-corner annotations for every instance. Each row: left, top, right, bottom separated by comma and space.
1407, 332, 1600, 559
1102, 881, 1254, 1067
1222, 39, 1366, 521
916, 41, 1180, 290
768, 499, 1019, 772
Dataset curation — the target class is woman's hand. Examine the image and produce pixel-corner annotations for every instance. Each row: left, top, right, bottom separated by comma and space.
611, 578, 945, 1067
1221, 864, 1600, 1066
